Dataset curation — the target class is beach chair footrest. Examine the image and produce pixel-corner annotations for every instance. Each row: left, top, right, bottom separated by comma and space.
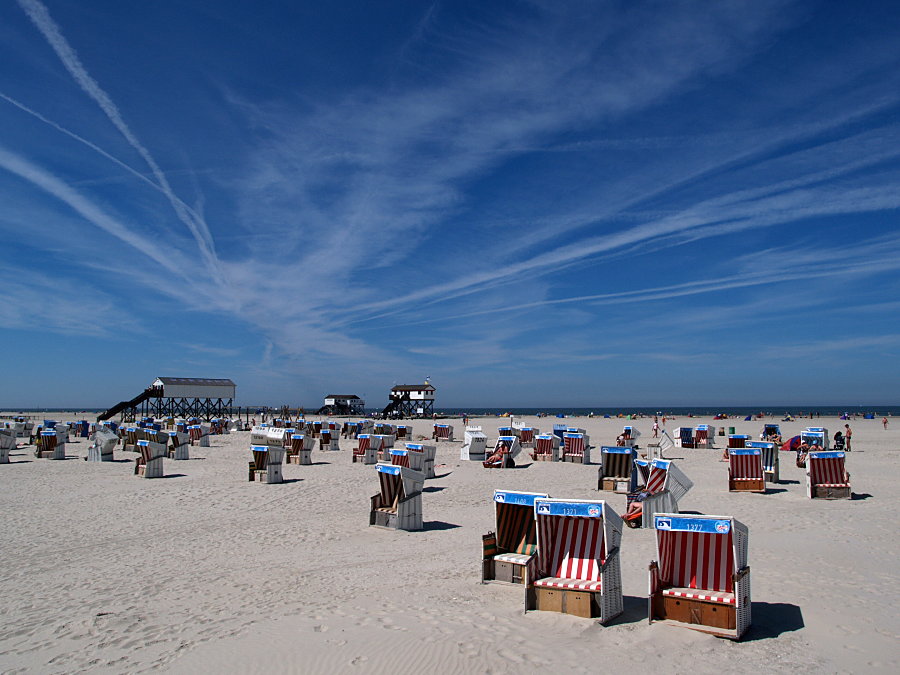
533, 585, 601, 618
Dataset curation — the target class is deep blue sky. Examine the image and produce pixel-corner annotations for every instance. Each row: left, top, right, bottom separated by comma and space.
1, 0, 898, 408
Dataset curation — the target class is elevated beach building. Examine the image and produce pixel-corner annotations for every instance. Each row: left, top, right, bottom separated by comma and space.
384, 383, 435, 418
98, 377, 236, 422
318, 394, 366, 416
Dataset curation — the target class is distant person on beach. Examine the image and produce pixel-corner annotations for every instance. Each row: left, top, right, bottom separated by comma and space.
652, 417, 659, 438
844, 424, 852, 451
883, 417, 889, 429
661, 415, 667, 427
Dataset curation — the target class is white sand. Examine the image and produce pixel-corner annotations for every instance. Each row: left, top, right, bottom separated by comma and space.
0, 415, 898, 673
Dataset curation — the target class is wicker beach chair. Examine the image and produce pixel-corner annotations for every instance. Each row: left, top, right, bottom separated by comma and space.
369, 463, 424, 531
483, 436, 521, 468
353, 434, 380, 464
432, 423, 454, 442
0, 428, 15, 463
747, 441, 779, 483
624, 459, 693, 529
526, 498, 623, 623
676, 427, 694, 448
517, 426, 538, 447
460, 426, 487, 461
288, 433, 315, 465
319, 428, 340, 452
168, 431, 190, 460
404, 442, 435, 478
135, 438, 166, 478
38, 429, 66, 460
806, 451, 851, 499
649, 514, 751, 639
373, 433, 395, 461
562, 432, 591, 464
86, 426, 117, 462
727, 448, 766, 492
694, 424, 714, 447
598, 446, 638, 493
482, 490, 549, 585
530, 434, 560, 462
248, 444, 284, 483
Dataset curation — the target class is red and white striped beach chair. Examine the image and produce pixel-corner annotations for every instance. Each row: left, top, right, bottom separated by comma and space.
248, 444, 284, 483
562, 432, 591, 464
649, 514, 751, 639
530, 434, 560, 462
727, 448, 766, 493
405, 442, 436, 478
369, 463, 424, 531
38, 429, 66, 460
625, 459, 693, 529
353, 434, 379, 464
135, 439, 166, 478
288, 433, 314, 465
747, 441, 779, 482
373, 433, 395, 461
390, 448, 412, 468
432, 423, 454, 442
518, 426, 537, 447
526, 499, 623, 623
482, 490, 549, 585
319, 429, 340, 452
806, 451, 851, 499
168, 431, 190, 460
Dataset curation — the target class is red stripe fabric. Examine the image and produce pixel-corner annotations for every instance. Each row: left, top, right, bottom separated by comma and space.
355, 437, 369, 455
646, 466, 667, 494
810, 457, 848, 485
564, 436, 585, 456
730, 454, 762, 479
391, 453, 410, 467
535, 438, 552, 454
520, 429, 534, 443
658, 531, 734, 593
537, 515, 604, 582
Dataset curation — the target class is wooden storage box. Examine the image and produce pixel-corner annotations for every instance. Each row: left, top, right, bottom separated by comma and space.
653, 594, 736, 631
534, 587, 599, 619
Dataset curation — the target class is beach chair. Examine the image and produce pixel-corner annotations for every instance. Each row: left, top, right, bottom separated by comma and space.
168, 431, 190, 460
526, 499, 624, 623
801, 427, 829, 450
86, 426, 117, 462
727, 448, 766, 493
369, 463, 424, 531
624, 459, 693, 529
460, 427, 488, 461
562, 432, 591, 464
676, 427, 694, 448
248, 444, 284, 483
353, 434, 380, 464
497, 426, 520, 441
618, 425, 640, 448
288, 433, 315, 465
530, 434, 560, 462
396, 424, 411, 440
728, 435, 749, 448
134, 438, 166, 478
482, 490, 549, 585
0, 428, 15, 463
649, 514, 751, 640
645, 430, 675, 461
761, 423, 782, 442
694, 424, 714, 448
517, 426, 538, 447
374, 423, 395, 437
373, 433, 395, 461
37, 429, 66, 460
405, 443, 435, 478
188, 424, 210, 447
598, 447, 638, 493
806, 451, 851, 499
250, 424, 270, 445
432, 423, 454, 442
483, 436, 521, 468
552, 424, 568, 442
319, 429, 340, 452
747, 441, 779, 483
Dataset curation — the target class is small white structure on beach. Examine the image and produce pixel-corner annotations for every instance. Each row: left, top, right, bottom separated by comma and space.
460, 426, 487, 461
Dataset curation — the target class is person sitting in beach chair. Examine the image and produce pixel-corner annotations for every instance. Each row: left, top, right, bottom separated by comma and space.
526, 498, 624, 623
807, 451, 851, 499
648, 513, 751, 640
483, 436, 520, 468
482, 490, 548, 585
624, 459, 693, 529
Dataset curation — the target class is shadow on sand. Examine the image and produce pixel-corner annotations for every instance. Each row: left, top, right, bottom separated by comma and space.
743, 602, 804, 640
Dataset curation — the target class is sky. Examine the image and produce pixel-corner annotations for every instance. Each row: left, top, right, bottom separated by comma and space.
1, 0, 899, 409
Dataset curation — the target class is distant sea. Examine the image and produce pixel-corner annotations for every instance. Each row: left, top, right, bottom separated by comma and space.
6, 405, 897, 417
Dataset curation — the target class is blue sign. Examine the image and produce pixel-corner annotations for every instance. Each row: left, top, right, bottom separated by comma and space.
250, 445, 268, 452
809, 451, 845, 459
601, 445, 632, 454
729, 448, 761, 456
406, 443, 423, 450
534, 499, 603, 518
390, 449, 408, 456
377, 464, 401, 475
498, 436, 516, 442
652, 459, 671, 469
654, 516, 731, 533
493, 490, 548, 506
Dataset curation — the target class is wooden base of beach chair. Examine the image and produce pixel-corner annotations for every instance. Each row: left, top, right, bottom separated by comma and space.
599, 477, 631, 493
37, 447, 65, 460
729, 478, 766, 493
369, 494, 423, 531
492, 560, 528, 584
531, 453, 555, 461
136, 458, 163, 478
650, 594, 742, 639
86, 447, 114, 462
563, 454, 588, 464
289, 450, 312, 465
810, 485, 851, 499
533, 587, 600, 619
763, 469, 778, 483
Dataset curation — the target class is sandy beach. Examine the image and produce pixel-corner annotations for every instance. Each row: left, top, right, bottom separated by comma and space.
0, 415, 898, 673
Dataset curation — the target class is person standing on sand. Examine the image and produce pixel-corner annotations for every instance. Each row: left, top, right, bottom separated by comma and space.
844, 423, 852, 451
883, 417, 889, 429
652, 417, 659, 438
